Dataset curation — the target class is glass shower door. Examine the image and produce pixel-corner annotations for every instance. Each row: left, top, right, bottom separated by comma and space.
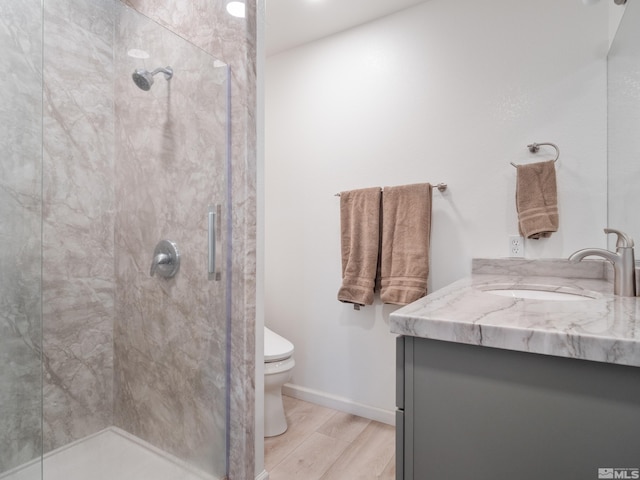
1, 2, 230, 477
0, 0, 44, 478
112, 4, 230, 478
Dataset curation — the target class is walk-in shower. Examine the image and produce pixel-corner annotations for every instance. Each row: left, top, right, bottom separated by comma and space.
1, 2, 231, 479
132, 66, 173, 91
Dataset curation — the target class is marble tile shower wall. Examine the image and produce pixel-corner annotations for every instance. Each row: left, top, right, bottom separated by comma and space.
42, 0, 116, 454
123, 2, 258, 478
3, 0, 256, 477
0, 0, 44, 472
112, 5, 228, 475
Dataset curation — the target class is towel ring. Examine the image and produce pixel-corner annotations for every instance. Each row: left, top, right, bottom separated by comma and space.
510, 142, 560, 168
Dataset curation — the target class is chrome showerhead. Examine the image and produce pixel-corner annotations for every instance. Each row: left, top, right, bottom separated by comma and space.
132, 66, 173, 91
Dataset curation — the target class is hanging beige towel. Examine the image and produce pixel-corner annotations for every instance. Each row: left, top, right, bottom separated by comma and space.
380, 183, 432, 305
337, 187, 382, 306
516, 160, 559, 239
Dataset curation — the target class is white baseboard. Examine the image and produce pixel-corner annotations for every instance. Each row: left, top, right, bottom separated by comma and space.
255, 469, 269, 480
282, 384, 395, 426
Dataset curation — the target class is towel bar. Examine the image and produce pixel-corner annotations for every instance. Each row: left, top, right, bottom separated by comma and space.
335, 183, 447, 196
511, 142, 560, 167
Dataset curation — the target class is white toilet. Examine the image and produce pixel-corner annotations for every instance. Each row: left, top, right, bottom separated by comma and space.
264, 326, 295, 437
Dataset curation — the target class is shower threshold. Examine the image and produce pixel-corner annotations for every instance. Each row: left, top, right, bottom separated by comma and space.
1, 427, 217, 480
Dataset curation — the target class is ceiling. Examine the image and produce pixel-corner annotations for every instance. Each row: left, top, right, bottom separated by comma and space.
265, 0, 428, 57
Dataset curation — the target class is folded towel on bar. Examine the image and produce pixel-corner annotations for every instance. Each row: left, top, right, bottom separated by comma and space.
516, 160, 559, 239
380, 183, 432, 306
337, 187, 382, 306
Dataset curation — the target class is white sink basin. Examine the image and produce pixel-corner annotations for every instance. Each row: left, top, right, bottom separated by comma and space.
482, 288, 593, 301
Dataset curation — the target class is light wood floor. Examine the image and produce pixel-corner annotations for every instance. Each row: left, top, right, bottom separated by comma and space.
264, 395, 396, 480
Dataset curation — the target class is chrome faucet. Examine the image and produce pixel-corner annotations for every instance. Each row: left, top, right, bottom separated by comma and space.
569, 228, 636, 297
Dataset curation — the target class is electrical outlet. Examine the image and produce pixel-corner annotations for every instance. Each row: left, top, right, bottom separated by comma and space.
509, 235, 524, 258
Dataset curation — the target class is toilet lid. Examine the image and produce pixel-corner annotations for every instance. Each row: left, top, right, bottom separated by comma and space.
264, 327, 294, 362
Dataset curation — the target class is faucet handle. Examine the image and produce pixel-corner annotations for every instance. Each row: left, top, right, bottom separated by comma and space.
150, 240, 181, 278
604, 228, 634, 248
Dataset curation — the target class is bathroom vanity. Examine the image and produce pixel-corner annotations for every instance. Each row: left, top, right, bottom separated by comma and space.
391, 259, 640, 480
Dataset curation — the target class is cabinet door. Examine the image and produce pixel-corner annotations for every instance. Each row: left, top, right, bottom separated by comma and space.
408, 337, 640, 480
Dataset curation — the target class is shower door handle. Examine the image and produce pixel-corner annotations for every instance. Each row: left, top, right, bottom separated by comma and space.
208, 204, 222, 281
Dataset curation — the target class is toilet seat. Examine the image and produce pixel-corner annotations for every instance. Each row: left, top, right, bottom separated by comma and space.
264, 356, 295, 375
264, 327, 294, 363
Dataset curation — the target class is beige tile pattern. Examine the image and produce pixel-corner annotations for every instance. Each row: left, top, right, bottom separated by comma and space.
42, 0, 116, 453
265, 396, 396, 480
123, 2, 258, 477
112, 4, 229, 477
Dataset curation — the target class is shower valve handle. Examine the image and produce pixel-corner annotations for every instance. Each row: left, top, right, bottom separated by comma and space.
150, 253, 171, 276
150, 240, 180, 278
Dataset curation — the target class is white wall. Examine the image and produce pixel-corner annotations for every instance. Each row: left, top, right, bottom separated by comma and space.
264, 0, 609, 418
609, 1, 627, 47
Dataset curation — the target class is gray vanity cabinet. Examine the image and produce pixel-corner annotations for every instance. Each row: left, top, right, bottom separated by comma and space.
396, 335, 640, 480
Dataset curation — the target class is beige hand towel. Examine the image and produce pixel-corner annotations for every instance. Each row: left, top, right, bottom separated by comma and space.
337, 187, 382, 306
380, 183, 432, 306
516, 160, 559, 239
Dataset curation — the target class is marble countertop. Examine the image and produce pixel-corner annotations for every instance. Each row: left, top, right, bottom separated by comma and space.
390, 258, 640, 368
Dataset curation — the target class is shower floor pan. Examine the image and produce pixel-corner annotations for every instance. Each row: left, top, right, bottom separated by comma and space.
1, 428, 216, 480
